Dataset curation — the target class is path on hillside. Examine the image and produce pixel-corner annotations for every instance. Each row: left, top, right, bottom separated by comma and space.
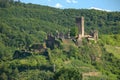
82, 72, 101, 80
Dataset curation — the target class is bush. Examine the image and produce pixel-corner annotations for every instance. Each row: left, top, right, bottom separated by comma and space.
54, 68, 82, 80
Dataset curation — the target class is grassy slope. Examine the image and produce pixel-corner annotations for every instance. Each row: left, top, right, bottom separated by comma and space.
105, 45, 120, 59
100, 34, 120, 59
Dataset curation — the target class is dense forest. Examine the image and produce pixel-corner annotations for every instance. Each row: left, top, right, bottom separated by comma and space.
0, 0, 120, 80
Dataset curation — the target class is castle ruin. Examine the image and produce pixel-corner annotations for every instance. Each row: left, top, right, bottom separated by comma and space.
45, 16, 98, 49
76, 16, 98, 45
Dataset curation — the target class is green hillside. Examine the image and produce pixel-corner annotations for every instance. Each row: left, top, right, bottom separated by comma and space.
0, 0, 120, 80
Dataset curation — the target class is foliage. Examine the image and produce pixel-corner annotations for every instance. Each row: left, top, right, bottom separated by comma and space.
70, 27, 78, 36
100, 34, 120, 46
54, 68, 82, 80
105, 45, 120, 59
0, 1, 120, 80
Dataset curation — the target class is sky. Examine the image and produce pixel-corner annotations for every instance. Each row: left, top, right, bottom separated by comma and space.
20, 0, 120, 11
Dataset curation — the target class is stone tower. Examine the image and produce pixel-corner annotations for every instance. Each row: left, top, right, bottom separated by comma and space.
76, 16, 84, 37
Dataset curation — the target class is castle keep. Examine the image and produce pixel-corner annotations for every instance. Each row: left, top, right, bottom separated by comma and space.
76, 16, 84, 37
